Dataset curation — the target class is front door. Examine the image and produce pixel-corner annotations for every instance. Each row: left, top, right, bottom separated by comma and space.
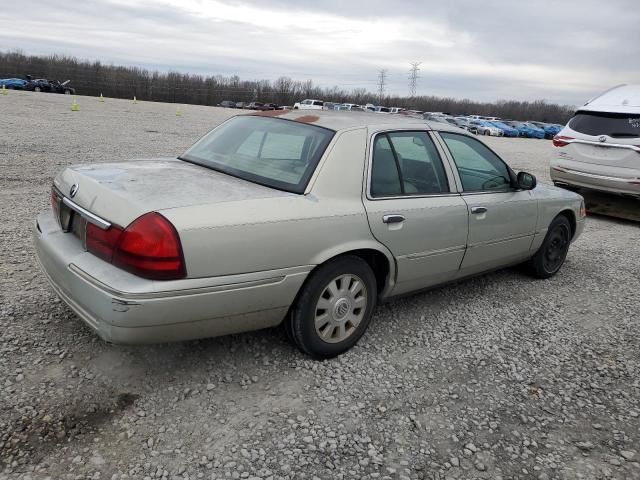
363, 130, 469, 296
437, 131, 538, 276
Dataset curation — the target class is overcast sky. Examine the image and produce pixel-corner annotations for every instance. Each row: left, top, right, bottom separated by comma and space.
1, 0, 638, 105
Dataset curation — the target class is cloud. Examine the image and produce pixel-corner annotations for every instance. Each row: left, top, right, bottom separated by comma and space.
1, 0, 637, 105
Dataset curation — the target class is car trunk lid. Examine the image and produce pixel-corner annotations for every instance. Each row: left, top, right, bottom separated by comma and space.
53, 158, 290, 228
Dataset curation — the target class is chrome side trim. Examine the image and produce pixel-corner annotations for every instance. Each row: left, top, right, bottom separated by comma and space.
564, 138, 640, 152
68, 263, 288, 300
467, 232, 533, 249
62, 197, 112, 230
403, 244, 466, 260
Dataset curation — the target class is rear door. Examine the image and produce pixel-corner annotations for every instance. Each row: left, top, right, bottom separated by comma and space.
436, 131, 538, 276
362, 129, 469, 296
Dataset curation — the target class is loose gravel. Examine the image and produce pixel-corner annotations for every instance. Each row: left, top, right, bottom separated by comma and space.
1, 92, 639, 480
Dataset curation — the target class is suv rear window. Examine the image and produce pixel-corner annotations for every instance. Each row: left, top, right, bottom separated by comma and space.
180, 116, 334, 194
569, 111, 640, 138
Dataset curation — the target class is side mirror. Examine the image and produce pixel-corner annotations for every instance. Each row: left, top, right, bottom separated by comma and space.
517, 171, 537, 190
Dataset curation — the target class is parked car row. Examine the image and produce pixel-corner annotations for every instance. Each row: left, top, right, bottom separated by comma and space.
217, 100, 291, 110
423, 112, 564, 139
288, 101, 564, 139
0, 76, 76, 94
293, 99, 418, 114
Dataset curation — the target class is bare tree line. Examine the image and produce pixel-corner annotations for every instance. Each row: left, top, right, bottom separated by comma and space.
0, 51, 575, 123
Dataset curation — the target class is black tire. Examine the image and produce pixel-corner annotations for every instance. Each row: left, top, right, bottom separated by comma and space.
524, 215, 572, 279
34, 86, 41, 92
282, 310, 295, 344
287, 255, 377, 359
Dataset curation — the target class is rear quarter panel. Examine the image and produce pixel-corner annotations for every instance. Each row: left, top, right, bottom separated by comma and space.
162, 128, 394, 280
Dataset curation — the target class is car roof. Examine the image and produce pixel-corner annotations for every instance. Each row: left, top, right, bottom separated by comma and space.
243, 110, 468, 134
581, 84, 640, 113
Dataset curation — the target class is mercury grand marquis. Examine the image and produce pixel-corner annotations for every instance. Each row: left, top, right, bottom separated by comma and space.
34, 110, 586, 358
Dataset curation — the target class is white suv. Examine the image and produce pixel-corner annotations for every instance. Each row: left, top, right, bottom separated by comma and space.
293, 99, 324, 110
551, 84, 640, 197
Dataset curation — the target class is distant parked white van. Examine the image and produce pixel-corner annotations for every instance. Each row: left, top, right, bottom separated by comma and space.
293, 99, 324, 110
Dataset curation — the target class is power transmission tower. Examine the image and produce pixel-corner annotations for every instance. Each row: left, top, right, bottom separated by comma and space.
377, 69, 387, 104
408, 62, 421, 97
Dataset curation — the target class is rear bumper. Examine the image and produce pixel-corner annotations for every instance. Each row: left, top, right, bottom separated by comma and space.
33, 211, 310, 344
550, 162, 640, 197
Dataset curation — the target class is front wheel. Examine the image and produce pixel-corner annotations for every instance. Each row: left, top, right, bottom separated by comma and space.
34, 86, 41, 92
524, 215, 572, 279
287, 255, 377, 359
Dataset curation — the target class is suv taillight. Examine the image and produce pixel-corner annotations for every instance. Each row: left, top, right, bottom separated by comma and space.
86, 212, 186, 280
552, 135, 573, 147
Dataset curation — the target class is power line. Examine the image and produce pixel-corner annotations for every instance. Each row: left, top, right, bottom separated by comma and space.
377, 69, 387, 104
408, 62, 421, 97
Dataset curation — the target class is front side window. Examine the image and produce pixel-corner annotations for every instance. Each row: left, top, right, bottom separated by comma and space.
370, 131, 450, 197
439, 132, 512, 192
180, 116, 334, 194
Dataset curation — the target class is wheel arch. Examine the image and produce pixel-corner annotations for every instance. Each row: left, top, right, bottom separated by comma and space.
307, 242, 396, 298
557, 208, 577, 239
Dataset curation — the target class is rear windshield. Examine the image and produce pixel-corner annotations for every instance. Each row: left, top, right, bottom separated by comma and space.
569, 111, 640, 138
180, 116, 334, 194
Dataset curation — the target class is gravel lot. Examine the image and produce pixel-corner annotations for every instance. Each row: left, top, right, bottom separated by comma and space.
1, 92, 639, 480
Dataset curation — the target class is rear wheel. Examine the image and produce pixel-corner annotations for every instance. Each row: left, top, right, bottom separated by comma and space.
525, 215, 572, 279
34, 86, 41, 92
287, 256, 376, 359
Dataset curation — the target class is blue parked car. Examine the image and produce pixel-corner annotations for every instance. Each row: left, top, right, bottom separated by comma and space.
488, 121, 519, 137
505, 121, 546, 139
0, 78, 27, 90
529, 121, 563, 139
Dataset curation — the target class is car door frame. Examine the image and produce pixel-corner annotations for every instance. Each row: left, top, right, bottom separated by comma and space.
361, 127, 470, 296
431, 129, 539, 275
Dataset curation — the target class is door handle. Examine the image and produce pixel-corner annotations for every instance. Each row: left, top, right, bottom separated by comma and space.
471, 206, 488, 214
382, 214, 405, 224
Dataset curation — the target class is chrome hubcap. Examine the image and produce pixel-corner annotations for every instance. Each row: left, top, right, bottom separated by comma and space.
314, 274, 367, 344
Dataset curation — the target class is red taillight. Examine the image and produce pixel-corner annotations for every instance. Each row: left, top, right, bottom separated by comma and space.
112, 212, 186, 280
85, 212, 186, 280
86, 222, 124, 263
552, 135, 573, 147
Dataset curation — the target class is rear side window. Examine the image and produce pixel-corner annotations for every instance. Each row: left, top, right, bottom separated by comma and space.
569, 111, 640, 138
370, 131, 449, 197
